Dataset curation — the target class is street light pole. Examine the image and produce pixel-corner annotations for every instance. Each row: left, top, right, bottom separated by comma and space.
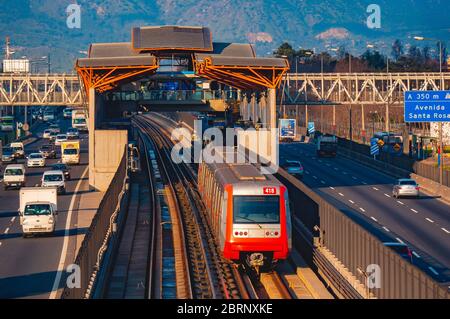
414, 36, 445, 185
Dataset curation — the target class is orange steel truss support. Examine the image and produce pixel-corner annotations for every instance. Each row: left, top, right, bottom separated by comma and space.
76, 65, 158, 97
193, 57, 289, 90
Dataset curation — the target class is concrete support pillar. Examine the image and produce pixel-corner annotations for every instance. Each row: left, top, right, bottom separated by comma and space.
332, 105, 336, 134
244, 94, 250, 121
250, 93, 256, 124
385, 102, 390, 133
305, 105, 309, 130
260, 92, 267, 128
268, 88, 277, 130
88, 87, 127, 191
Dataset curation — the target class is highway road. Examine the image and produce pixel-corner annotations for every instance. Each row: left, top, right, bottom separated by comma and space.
0, 118, 89, 299
280, 142, 450, 281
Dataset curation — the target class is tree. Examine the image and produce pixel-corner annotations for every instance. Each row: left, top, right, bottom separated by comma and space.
392, 39, 404, 61
361, 50, 387, 70
273, 42, 296, 58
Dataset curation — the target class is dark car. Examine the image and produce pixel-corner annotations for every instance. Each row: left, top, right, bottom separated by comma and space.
1, 147, 16, 163
49, 131, 58, 142
50, 163, 71, 180
384, 242, 413, 264
39, 144, 56, 159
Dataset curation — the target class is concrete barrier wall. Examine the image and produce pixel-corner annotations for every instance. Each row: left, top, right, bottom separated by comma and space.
90, 130, 128, 191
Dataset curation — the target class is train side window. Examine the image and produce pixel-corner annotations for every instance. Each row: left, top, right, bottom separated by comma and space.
217, 191, 223, 235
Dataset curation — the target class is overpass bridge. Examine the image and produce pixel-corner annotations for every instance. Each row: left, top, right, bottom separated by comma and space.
2, 72, 450, 108
0, 73, 82, 106
281, 72, 450, 106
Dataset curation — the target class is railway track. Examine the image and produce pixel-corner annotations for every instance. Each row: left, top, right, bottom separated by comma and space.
142, 135, 192, 299
135, 116, 245, 299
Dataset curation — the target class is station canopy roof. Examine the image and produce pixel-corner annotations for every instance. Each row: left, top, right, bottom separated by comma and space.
75, 25, 289, 95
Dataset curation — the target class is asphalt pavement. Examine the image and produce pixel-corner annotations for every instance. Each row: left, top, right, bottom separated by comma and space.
280, 142, 450, 282
0, 117, 89, 299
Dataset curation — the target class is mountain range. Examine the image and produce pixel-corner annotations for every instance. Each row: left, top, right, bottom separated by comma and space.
0, 0, 449, 71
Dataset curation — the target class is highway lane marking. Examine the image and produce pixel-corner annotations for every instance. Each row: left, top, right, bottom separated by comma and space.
442, 228, 450, 234
320, 180, 326, 185
372, 187, 379, 191
343, 172, 348, 175
411, 209, 419, 214
428, 267, 439, 276
326, 164, 331, 167
313, 176, 318, 180
382, 227, 390, 232
396, 238, 405, 244
384, 194, 391, 198
370, 217, 378, 222
338, 193, 345, 197
4, 227, 9, 234
10, 217, 16, 223
397, 201, 405, 205
305, 171, 310, 175
49, 166, 88, 299
425, 218, 435, 224
362, 182, 368, 185
352, 176, 357, 180
349, 200, 355, 204
334, 167, 339, 171
329, 187, 335, 190
412, 251, 421, 258
359, 208, 366, 212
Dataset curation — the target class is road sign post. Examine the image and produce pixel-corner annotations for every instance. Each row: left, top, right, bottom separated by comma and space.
370, 138, 380, 160
308, 122, 315, 136
404, 90, 450, 186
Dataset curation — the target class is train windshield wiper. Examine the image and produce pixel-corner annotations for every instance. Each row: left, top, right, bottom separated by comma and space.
238, 216, 263, 229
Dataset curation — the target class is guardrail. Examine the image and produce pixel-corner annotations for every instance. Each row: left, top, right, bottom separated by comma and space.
61, 150, 128, 299
277, 169, 450, 299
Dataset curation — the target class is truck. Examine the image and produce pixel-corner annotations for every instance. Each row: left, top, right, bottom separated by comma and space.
43, 110, 55, 122
317, 135, 338, 157
72, 110, 88, 132
19, 188, 58, 237
0, 116, 14, 131
3, 164, 26, 190
61, 140, 80, 165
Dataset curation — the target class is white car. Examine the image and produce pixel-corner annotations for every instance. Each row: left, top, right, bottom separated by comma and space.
3, 164, 26, 190
55, 134, 68, 146
41, 170, 66, 194
10, 142, 25, 159
43, 129, 52, 139
66, 128, 79, 139
393, 179, 420, 198
27, 153, 46, 167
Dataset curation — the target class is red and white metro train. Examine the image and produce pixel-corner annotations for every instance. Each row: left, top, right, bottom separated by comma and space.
198, 147, 292, 271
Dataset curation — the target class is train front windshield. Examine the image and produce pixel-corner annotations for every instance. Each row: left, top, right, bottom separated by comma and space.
233, 196, 280, 224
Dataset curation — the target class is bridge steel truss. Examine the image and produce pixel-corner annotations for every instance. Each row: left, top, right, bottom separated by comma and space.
3, 72, 450, 107
281, 73, 450, 106
0, 74, 83, 106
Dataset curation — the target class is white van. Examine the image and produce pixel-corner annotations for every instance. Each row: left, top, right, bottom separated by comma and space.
3, 164, 26, 190
19, 188, 58, 237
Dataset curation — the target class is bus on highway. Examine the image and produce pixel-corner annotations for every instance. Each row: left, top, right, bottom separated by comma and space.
0, 116, 14, 132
